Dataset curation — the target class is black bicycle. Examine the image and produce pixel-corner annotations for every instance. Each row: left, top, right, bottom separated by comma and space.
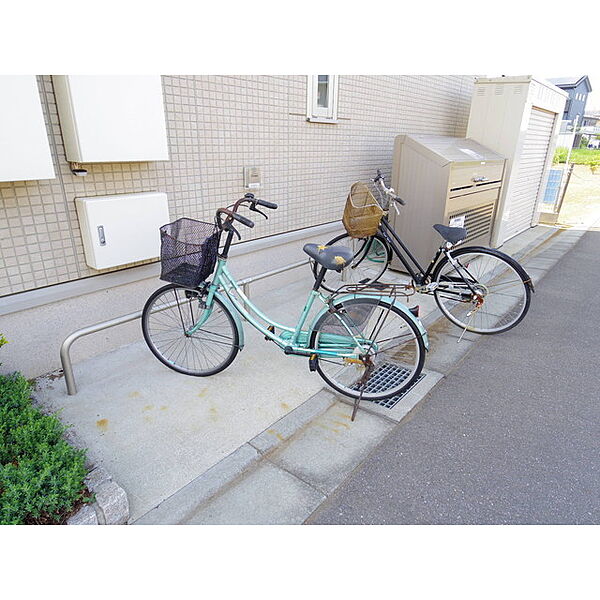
313, 170, 534, 335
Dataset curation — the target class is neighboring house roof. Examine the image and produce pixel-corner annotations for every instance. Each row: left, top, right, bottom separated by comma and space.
548, 76, 592, 91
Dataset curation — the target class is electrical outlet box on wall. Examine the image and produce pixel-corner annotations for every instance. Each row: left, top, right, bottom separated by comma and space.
0, 75, 55, 182
75, 192, 169, 270
53, 75, 170, 163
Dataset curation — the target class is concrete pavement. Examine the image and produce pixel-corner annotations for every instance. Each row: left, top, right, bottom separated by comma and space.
309, 227, 600, 525
32, 222, 581, 524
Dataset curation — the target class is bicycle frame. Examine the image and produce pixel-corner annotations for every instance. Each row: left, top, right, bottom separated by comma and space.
187, 256, 377, 359
377, 215, 445, 287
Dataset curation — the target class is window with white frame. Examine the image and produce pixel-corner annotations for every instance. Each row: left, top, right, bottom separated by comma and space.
307, 75, 339, 122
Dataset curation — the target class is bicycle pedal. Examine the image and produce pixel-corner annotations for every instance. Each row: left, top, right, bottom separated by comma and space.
308, 354, 318, 372
265, 325, 275, 341
409, 305, 420, 318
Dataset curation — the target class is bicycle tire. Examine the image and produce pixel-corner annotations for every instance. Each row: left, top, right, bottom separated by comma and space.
309, 297, 425, 401
432, 247, 532, 334
142, 284, 240, 376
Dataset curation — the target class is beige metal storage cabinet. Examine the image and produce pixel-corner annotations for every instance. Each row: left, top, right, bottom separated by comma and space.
467, 76, 567, 245
390, 134, 506, 271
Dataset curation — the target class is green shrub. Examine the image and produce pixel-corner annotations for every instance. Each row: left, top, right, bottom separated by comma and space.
553, 147, 568, 164
0, 373, 88, 524
0, 333, 7, 367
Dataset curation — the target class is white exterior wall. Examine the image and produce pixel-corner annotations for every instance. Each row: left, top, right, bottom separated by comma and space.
1, 75, 474, 298
0, 75, 475, 377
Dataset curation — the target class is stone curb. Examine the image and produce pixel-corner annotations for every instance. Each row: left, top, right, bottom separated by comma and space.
67, 465, 129, 525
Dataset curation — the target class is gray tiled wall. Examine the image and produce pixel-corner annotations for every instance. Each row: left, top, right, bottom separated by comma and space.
0, 75, 474, 297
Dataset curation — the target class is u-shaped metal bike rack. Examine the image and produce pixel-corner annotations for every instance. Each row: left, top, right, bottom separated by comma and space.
59, 259, 310, 396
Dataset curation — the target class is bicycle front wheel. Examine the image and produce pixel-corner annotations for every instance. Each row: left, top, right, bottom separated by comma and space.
432, 248, 532, 334
142, 284, 240, 376
313, 233, 391, 293
309, 298, 425, 401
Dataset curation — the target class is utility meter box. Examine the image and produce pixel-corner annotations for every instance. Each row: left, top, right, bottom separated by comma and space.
390, 134, 506, 271
75, 192, 169, 270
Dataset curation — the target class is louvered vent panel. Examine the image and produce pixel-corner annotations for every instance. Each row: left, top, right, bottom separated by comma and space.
449, 202, 495, 243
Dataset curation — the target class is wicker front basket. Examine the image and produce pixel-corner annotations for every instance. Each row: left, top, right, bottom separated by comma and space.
342, 182, 384, 238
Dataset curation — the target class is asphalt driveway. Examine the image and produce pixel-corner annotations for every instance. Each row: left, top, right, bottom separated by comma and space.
309, 228, 600, 524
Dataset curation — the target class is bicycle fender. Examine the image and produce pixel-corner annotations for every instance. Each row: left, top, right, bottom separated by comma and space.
309, 293, 429, 350
455, 245, 535, 292
214, 290, 246, 350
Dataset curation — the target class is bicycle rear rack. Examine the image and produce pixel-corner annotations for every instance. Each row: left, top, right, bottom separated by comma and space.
333, 281, 416, 298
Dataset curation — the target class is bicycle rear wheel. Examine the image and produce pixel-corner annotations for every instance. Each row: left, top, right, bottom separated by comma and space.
142, 284, 240, 376
313, 233, 391, 293
432, 247, 531, 334
309, 298, 425, 401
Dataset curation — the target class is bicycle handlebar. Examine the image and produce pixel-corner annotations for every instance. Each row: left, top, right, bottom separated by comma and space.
255, 198, 278, 209
216, 208, 255, 228
215, 193, 279, 232
373, 170, 406, 207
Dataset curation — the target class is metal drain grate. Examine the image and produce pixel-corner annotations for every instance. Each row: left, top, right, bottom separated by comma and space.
352, 362, 426, 409
373, 373, 426, 409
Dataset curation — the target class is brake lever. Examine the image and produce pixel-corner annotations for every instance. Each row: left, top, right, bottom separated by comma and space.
250, 204, 268, 220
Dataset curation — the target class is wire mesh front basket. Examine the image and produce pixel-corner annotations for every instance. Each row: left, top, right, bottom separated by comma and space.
159, 218, 219, 288
342, 181, 384, 239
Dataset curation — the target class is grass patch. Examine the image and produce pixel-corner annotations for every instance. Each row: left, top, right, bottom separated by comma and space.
0, 373, 89, 524
554, 147, 600, 165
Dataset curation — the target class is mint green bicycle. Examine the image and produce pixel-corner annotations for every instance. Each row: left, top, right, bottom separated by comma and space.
142, 194, 428, 404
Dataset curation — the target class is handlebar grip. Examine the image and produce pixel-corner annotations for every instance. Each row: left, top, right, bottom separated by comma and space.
256, 198, 278, 210
232, 212, 255, 228
393, 195, 406, 206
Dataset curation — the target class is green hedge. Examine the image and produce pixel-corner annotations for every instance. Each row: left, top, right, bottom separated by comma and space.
554, 147, 600, 165
0, 373, 88, 524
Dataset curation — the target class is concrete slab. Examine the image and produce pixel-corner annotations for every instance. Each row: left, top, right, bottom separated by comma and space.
32, 223, 574, 525
422, 318, 478, 374
184, 462, 326, 525
249, 389, 336, 455
343, 368, 444, 422
523, 256, 562, 270
134, 443, 260, 524
267, 401, 394, 495
34, 270, 329, 522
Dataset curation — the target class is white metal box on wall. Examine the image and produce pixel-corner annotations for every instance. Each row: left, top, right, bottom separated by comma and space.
467, 76, 567, 245
52, 75, 169, 163
75, 192, 169, 270
390, 134, 506, 270
0, 75, 55, 182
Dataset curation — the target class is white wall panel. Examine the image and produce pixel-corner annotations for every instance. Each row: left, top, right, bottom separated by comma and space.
53, 75, 169, 163
0, 75, 55, 182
